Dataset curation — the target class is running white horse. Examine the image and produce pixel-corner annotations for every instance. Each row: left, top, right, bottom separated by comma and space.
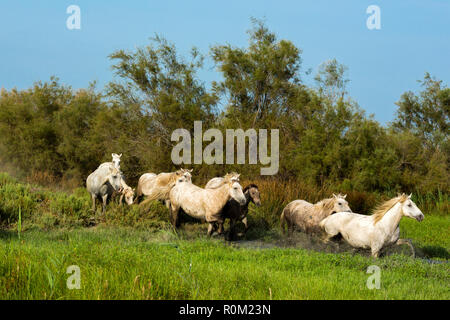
135, 169, 192, 205
169, 173, 246, 236
320, 194, 424, 257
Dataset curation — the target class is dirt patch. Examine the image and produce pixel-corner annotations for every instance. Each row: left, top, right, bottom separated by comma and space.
229, 231, 421, 258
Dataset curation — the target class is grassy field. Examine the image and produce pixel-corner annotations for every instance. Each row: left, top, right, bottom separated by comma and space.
1, 226, 449, 300
0, 172, 449, 300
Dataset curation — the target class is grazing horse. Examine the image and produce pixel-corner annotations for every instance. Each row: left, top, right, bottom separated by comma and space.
86, 165, 123, 214
98, 160, 134, 206
136, 169, 192, 205
169, 173, 246, 236
280, 194, 351, 235
320, 194, 424, 258
205, 177, 261, 239
118, 176, 135, 205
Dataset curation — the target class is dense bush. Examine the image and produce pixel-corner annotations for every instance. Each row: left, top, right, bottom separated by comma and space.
0, 20, 448, 199
0, 172, 175, 229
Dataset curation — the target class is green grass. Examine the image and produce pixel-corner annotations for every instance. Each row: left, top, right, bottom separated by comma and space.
399, 215, 450, 259
0, 172, 449, 300
0, 226, 449, 300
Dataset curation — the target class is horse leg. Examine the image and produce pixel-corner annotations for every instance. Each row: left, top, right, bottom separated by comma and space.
91, 194, 97, 213
217, 221, 224, 235
371, 243, 383, 258
235, 217, 248, 237
170, 205, 180, 229
242, 217, 248, 233
102, 194, 108, 215
396, 239, 415, 258
322, 234, 333, 244
287, 221, 294, 237
227, 219, 237, 241
207, 223, 216, 237
320, 221, 340, 244
119, 193, 124, 205
134, 194, 142, 204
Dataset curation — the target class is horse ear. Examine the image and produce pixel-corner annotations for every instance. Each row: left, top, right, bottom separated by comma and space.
111, 153, 115, 158
119, 153, 122, 158
189, 169, 193, 172
408, 193, 412, 199
332, 193, 337, 198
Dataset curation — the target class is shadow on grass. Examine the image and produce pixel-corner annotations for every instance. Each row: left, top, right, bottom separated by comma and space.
417, 245, 449, 260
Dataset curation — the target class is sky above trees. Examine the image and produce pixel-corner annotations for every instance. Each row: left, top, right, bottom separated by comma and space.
0, 0, 449, 124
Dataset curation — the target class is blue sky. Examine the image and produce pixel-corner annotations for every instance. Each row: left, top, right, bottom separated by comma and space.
0, 0, 449, 124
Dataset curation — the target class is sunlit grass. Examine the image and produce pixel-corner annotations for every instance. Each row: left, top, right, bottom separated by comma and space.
0, 172, 448, 300
0, 227, 448, 300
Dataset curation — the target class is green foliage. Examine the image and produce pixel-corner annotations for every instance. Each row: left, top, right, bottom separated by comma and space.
314, 58, 349, 104
393, 72, 449, 148
211, 18, 302, 126
0, 19, 447, 196
0, 172, 173, 230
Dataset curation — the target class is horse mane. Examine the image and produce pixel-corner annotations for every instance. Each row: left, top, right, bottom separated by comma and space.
215, 172, 240, 185
159, 171, 180, 186
315, 193, 344, 210
224, 172, 239, 181
371, 194, 408, 224
243, 184, 258, 193
138, 171, 180, 205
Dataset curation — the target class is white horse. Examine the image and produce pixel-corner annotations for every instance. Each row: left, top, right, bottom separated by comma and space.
86, 165, 123, 214
169, 173, 246, 236
118, 177, 135, 205
320, 194, 424, 257
135, 169, 192, 206
99, 153, 122, 170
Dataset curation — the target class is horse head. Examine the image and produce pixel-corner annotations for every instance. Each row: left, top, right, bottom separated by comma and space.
400, 193, 424, 222
329, 193, 352, 214
111, 153, 122, 169
107, 166, 122, 192
225, 174, 246, 205
180, 168, 193, 182
123, 187, 135, 205
244, 184, 261, 206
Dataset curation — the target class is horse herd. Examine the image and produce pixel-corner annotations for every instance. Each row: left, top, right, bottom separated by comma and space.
86, 153, 425, 258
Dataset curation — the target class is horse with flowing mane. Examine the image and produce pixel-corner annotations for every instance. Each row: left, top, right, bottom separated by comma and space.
169, 173, 246, 236
320, 193, 424, 257
280, 194, 352, 235
135, 168, 192, 205
205, 175, 261, 239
